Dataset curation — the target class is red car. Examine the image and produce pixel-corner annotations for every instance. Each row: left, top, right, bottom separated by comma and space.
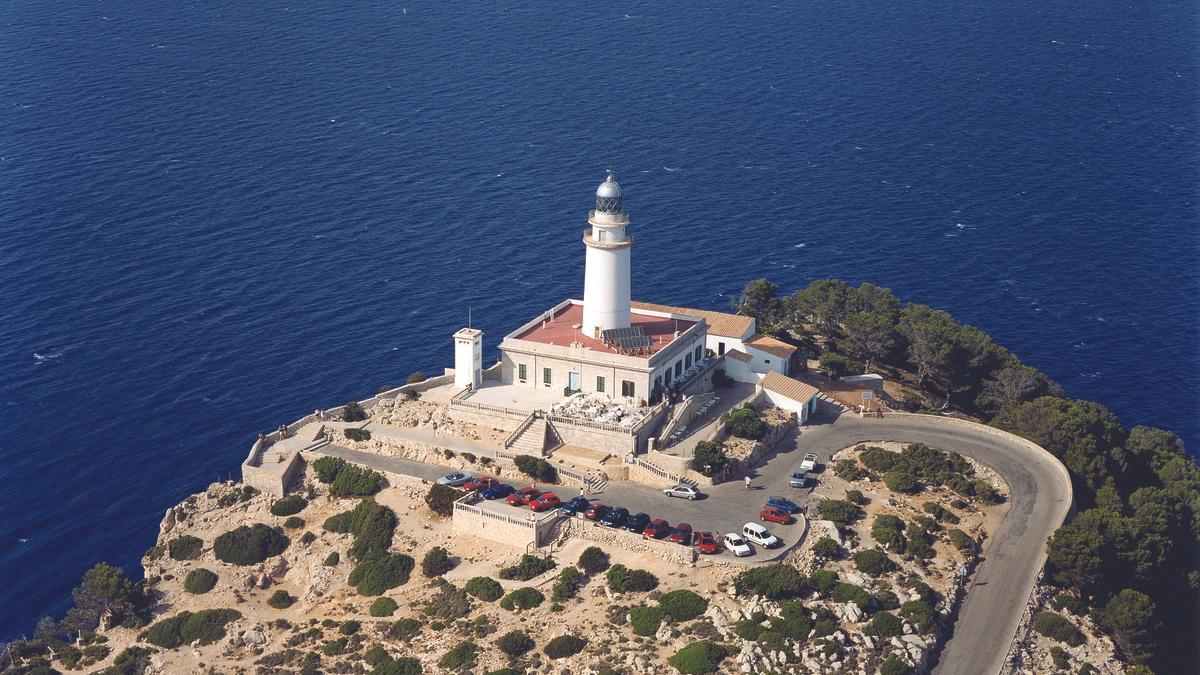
669, 523, 694, 545
642, 518, 671, 538
758, 506, 794, 525
584, 503, 610, 521
506, 487, 540, 507
463, 476, 497, 492
529, 493, 561, 512
695, 532, 722, 554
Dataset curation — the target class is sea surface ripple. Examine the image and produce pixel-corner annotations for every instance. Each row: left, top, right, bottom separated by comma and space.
0, 0, 1196, 639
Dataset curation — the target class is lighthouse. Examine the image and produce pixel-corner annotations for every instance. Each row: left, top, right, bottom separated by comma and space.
581, 171, 633, 338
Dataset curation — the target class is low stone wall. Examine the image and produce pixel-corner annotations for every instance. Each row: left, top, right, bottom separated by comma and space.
559, 517, 697, 567
452, 493, 564, 548
446, 405, 528, 432
242, 451, 304, 496
551, 421, 638, 455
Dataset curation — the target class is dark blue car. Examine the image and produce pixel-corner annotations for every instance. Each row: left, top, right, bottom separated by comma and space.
600, 507, 629, 528
481, 484, 515, 500
624, 512, 651, 533
559, 496, 590, 515
766, 496, 801, 513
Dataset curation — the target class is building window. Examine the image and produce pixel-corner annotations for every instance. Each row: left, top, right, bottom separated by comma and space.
718, 342, 726, 355
764, 359, 771, 365
674, 361, 683, 377
654, 375, 662, 392
685, 353, 693, 369
596, 376, 605, 393
543, 367, 552, 386
518, 364, 527, 382
621, 380, 635, 397
695, 345, 703, 362
665, 369, 673, 384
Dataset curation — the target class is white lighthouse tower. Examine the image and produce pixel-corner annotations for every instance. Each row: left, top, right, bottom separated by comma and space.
581, 171, 633, 338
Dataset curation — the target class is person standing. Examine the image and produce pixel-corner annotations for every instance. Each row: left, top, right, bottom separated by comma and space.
744, 475, 752, 491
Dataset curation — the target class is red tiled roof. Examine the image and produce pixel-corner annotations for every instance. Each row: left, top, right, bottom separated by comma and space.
631, 301, 755, 338
745, 333, 797, 358
760, 371, 820, 403
512, 303, 696, 359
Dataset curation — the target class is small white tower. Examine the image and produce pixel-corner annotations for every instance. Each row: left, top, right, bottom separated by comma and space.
453, 327, 483, 389
581, 171, 633, 338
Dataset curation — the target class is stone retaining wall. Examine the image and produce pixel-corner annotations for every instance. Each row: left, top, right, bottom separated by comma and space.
559, 517, 697, 567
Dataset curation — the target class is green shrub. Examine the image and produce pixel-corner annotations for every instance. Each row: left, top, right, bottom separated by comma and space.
734, 564, 810, 599
438, 641, 478, 669
853, 549, 896, 575
424, 483, 462, 517
900, 600, 937, 632
348, 553, 415, 596
100, 646, 156, 674
464, 576, 503, 602
1050, 645, 1070, 669
369, 596, 398, 617
496, 630, 535, 657
810, 569, 839, 596
905, 520, 937, 559
864, 611, 903, 637
830, 583, 871, 609
876, 590, 901, 610
817, 499, 861, 526
343, 402, 368, 422
183, 569, 217, 594
858, 446, 902, 473
338, 619, 361, 635
922, 501, 959, 523
552, 566, 583, 601
513, 454, 558, 482
1051, 593, 1088, 616
880, 655, 913, 675
659, 590, 708, 621
947, 528, 976, 553
323, 551, 340, 566
605, 564, 659, 593
812, 536, 840, 559
406, 371, 426, 385
691, 440, 729, 474
818, 353, 863, 377
141, 609, 241, 648
421, 546, 454, 577
578, 546, 610, 574
321, 637, 348, 656
1032, 611, 1084, 646
343, 427, 371, 442
667, 640, 730, 674
498, 554, 556, 581
722, 404, 766, 440
845, 489, 867, 504
283, 516, 304, 529
323, 498, 397, 561
543, 634, 586, 659
167, 535, 203, 561
833, 458, 865, 481
733, 619, 764, 640
388, 618, 423, 641
499, 587, 544, 611
212, 524, 288, 565
267, 590, 294, 609
883, 470, 921, 494
770, 601, 814, 640
145, 544, 166, 561
872, 514, 906, 552
902, 579, 939, 606
299, 531, 316, 544
422, 580, 472, 620
630, 605, 664, 637
330, 464, 384, 497
270, 495, 307, 517
313, 456, 347, 483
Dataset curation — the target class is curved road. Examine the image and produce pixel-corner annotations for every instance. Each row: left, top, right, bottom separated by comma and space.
747, 411, 1072, 675
315, 408, 1071, 674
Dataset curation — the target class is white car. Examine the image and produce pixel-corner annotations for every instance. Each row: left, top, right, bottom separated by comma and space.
663, 484, 699, 500
800, 453, 818, 472
742, 522, 781, 548
723, 533, 753, 557
436, 471, 472, 487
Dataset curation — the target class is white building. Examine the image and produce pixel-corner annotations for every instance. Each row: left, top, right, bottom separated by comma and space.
758, 371, 820, 424
630, 301, 797, 383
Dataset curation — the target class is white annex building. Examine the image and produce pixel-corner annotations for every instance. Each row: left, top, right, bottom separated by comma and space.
447, 173, 818, 455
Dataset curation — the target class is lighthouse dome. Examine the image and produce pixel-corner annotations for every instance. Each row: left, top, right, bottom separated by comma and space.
595, 171, 624, 214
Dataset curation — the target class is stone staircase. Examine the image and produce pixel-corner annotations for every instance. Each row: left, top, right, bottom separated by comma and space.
508, 416, 552, 456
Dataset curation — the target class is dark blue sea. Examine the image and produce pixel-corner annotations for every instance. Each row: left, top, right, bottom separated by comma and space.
1, 0, 1196, 640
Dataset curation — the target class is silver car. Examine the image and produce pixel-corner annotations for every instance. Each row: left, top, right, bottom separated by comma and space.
436, 471, 472, 487
662, 484, 699, 500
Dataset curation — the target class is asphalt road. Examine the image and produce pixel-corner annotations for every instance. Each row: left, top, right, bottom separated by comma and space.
318, 409, 1071, 675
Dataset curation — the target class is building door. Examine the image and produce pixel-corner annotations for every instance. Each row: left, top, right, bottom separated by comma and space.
569, 371, 581, 392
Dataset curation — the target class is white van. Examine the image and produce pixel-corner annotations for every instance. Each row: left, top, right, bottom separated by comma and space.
742, 522, 780, 548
